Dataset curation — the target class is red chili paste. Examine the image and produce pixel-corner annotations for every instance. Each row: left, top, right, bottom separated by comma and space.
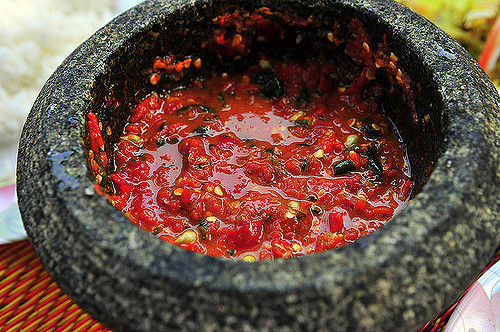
89, 59, 412, 261
88, 8, 415, 260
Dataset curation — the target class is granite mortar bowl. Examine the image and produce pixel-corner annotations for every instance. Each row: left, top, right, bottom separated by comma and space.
17, 0, 500, 330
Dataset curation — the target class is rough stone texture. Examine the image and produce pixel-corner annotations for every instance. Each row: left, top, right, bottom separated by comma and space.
16, 0, 499, 331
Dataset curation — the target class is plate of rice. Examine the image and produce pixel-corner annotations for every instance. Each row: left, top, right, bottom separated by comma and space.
0, 0, 137, 243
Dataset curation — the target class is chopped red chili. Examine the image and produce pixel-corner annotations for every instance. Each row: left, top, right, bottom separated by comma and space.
89, 58, 412, 260
87, 8, 416, 260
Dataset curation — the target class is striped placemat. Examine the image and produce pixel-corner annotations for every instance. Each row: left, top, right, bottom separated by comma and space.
0, 240, 109, 332
2, 239, 499, 331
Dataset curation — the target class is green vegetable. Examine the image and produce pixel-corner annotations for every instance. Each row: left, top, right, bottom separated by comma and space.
366, 146, 383, 175
294, 118, 312, 128
244, 138, 256, 147
157, 137, 179, 146
346, 134, 359, 147
193, 125, 212, 135
333, 159, 356, 175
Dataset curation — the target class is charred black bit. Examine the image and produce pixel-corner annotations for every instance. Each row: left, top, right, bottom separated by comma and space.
372, 175, 383, 184
101, 103, 114, 121
295, 86, 310, 108
167, 137, 179, 144
253, 69, 284, 99
361, 120, 381, 139
156, 138, 166, 147
366, 146, 383, 175
217, 91, 225, 103
346, 144, 362, 152
301, 159, 310, 171
176, 104, 217, 114
227, 249, 236, 256
333, 158, 356, 175
297, 140, 315, 147
296, 211, 307, 220
307, 194, 318, 202
197, 220, 211, 239
151, 227, 162, 236
130, 154, 146, 162
311, 205, 323, 215
253, 68, 275, 84
197, 162, 212, 169
263, 147, 275, 154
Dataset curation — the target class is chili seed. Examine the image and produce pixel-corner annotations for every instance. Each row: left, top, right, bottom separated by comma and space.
363, 42, 370, 53
313, 149, 324, 158
242, 255, 256, 262
123, 134, 141, 142
287, 201, 299, 209
173, 188, 183, 196
214, 186, 223, 196
175, 230, 197, 244
327, 32, 334, 42
194, 58, 202, 68
289, 110, 304, 122
285, 211, 295, 219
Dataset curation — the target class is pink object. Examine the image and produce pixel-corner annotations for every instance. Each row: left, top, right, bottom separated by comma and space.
445, 260, 500, 331
0, 184, 16, 212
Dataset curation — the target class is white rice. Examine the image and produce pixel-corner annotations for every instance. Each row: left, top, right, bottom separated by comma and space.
0, 0, 115, 144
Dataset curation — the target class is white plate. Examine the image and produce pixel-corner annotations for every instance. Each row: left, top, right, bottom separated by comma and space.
0, 142, 24, 244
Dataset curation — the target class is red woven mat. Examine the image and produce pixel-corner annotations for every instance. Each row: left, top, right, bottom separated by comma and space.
2, 239, 499, 331
0, 240, 110, 332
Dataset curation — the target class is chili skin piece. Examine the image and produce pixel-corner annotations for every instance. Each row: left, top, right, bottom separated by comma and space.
89, 58, 412, 261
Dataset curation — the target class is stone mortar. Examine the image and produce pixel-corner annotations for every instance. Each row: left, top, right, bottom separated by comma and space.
17, 0, 500, 331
